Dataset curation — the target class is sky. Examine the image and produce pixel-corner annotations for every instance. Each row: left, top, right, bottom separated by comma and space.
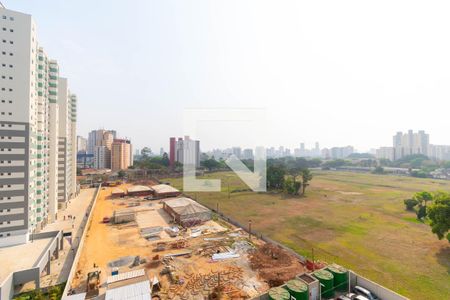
4, 0, 450, 152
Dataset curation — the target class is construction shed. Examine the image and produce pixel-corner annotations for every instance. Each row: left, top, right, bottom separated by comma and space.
162, 197, 211, 226
106, 269, 151, 300
127, 185, 153, 197
113, 209, 135, 224
151, 184, 181, 198
111, 187, 126, 198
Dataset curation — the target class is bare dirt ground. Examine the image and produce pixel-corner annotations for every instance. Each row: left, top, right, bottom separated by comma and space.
70, 185, 303, 299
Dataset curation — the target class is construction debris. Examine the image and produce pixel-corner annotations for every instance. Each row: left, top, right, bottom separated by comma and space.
212, 252, 240, 261
249, 243, 305, 287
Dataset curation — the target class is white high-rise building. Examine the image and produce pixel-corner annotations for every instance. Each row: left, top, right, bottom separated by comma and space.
57, 78, 77, 209
77, 136, 87, 153
393, 130, 429, 160
0, 7, 77, 247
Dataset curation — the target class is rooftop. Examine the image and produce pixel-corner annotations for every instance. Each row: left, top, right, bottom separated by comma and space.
111, 187, 125, 194
105, 280, 151, 300
0, 237, 52, 284
163, 197, 210, 215
151, 184, 179, 194
126, 185, 152, 193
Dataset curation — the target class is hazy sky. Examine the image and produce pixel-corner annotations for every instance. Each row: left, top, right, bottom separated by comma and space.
5, 0, 450, 152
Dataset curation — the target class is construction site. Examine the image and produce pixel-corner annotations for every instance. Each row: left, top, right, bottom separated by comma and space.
66, 184, 309, 300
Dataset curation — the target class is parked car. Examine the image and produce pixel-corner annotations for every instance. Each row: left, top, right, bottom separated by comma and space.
353, 286, 378, 300
354, 296, 370, 300
102, 217, 110, 223
345, 293, 357, 299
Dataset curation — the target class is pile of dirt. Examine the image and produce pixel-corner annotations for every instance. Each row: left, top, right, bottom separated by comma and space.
249, 243, 305, 287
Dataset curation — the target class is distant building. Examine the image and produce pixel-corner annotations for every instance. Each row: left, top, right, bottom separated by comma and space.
393, 130, 429, 160
242, 148, 254, 159
88, 129, 121, 169
375, 130, 439, 161
428, 145, 450, 161
328, 146, 354, 159
376, 147, 395, 161
111, 139, 132, 171
77, 136, 87, 153
169, 137, 176, 167
169, 136, 200, 168
87, 129, 106, 155
232, 147, 242, 159
94, 145, 110, 169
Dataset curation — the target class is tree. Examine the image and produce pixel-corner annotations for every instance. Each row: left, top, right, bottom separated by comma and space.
283, 177, 301, 195
161, 152, 170, 167
117, 170, 126, 179
201, 159, 220, 171
427, 192, 450, 242
140, 147, 152, 158
300, 168, 313, 195
404, 198, 419, 211
413, 191, 433, 220
267, 165, 286, 189
372, 166, 384, 174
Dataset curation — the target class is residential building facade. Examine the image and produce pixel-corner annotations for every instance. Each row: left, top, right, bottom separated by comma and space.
0, 8, 77, 247
111, 138, 132, 171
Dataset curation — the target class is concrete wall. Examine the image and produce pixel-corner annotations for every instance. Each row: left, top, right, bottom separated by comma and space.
62, 185, 101, 299
0, 230, 62, 300
0, 273, 14, 300
349, 271, 409, 300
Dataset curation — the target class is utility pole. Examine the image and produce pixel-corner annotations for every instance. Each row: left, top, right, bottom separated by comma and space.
312, 248, 315, 271
248, 220, 252, 240
216, 202, 219, 213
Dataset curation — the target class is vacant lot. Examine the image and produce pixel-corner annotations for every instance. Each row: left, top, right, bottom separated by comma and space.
163, 171, 450, 300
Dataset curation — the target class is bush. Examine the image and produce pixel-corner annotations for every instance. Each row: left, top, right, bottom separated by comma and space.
404, 198, 419, 211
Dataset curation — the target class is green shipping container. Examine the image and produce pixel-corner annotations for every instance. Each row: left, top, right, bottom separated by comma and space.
327, 264, 348, 292
313, 269, 334, 298
285, 279, 308, 300
268, 287, 290, 300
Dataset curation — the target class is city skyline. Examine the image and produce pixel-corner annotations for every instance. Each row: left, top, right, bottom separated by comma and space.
3, 0, 450, 151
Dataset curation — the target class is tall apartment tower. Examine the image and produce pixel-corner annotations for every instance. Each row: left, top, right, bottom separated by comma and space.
169, 137, 176, 167
0, 7, 78, 247
392, 130, 429, 160
77, 136, 87, 153
91, 129, 117, 169
87, 129, 105, 155
172, 136, 200, 168
111, 139, 132, 171
57, 78, 77, 209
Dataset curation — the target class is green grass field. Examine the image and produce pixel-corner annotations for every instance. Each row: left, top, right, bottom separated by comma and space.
162, 171, 450, 300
